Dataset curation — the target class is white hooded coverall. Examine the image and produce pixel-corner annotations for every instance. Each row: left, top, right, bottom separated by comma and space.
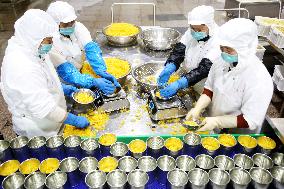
0, 9, 67, 137
205, 18, 274, 133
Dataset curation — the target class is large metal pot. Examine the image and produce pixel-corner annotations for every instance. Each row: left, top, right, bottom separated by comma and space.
102, 24, 141, 47
140, 28, 181, 50
132, 61, 183, 93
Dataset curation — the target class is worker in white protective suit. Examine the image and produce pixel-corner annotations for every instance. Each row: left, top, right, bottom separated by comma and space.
47, 1, 119, 95
159, 5, 219, 98
0, 9, 90, 137
186, 18, 274, 134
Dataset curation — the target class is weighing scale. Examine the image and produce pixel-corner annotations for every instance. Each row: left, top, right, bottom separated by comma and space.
147, 90, 194, 121
100, 89, 130, 113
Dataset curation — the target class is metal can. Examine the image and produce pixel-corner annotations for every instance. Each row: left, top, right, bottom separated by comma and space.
85, 170, 106, 189
138, 156, 157, 185
0, 140, 14, 161
110, 142, 129, 159
63, 135, 82, 160
107, 169, 127, 189
157, 155, 176, 186
233, 154, 254, 170
28, 136, 47, 161
45, 171, 67, 189
2, 172, 25, 189
128, 169, 149, 189
24, 172, 46, 189
188, 168, 209, 189
195, 154, 214, 170
249, 167, 273, 189
118, 156, 137, 173
59, 157, 81, 187
10, 136, 30, 162
209, 168, 230, 189
167, 168, 188, 189
46, 135, 66, 160
80, 138, 100, 160
230, 168, 251, 189
183, 133, 201, 158
146, 136, 164, 159
214, 155, 235, 171
79, 157, 98, 177
176, 155, 196, 172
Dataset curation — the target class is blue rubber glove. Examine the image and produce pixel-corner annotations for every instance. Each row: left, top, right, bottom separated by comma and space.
160, 77, 188, 98
61, 83, 78, 97
157, 63, 177, 87
57, 62, 97, 89
84, 42, 107, 73
96, 70, 121, 88
64, 113, 90, 128
93, 78, 115, 95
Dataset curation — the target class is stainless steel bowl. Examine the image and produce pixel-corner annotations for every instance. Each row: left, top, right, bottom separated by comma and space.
252, 153, 273, 169
71, 88, 97, 113
140, 28, 181, 50
132, 61, 183, 92
102, 24, 141, 47
214, 155, 235, 171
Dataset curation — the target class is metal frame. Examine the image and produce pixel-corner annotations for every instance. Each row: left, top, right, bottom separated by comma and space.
111, 2, 156, 26
216, 8, 250, 18
237, 0, 282, 19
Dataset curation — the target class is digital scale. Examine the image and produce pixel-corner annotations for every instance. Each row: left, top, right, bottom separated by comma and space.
100, 89, 130, 113
147, 90, 194, 121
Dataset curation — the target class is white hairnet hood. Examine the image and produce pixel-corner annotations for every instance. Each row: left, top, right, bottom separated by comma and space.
217, 18, 258, 66
14, 9, 58, 54
47, 1, 77, 24
188, 5, 217, 36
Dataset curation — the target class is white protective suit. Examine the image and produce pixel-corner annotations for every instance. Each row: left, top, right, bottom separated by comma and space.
0, 9, 67, 137
46, 1, 92, 69
180, 5, 219, 72
205, 18, 273, 133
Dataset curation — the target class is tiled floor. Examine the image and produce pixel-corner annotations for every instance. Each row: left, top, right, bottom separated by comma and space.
0, 0, 279, 139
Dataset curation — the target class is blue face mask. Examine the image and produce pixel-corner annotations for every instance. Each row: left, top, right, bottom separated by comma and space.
38, 44, 52, 56
191, 30, 207, 41
221, 52, 238, 63
59, 25, 75, 36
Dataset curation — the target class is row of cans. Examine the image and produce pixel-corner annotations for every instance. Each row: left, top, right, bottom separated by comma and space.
0, 133, 279, 164
2, 154, 284, 189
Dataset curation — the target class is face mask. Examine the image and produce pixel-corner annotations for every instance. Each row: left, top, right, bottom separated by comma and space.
38, 44, 52, 56
221, 52, 238, 63
59, 25, 75, 36
191, 30, 207, 41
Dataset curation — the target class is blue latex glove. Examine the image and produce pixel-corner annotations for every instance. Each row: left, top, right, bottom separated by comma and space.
157, 63, 177, 87
64, 113, 90, 128
57, 62, 97, 88
160, 77, 188, 98
96, 70, 121, 88
84, 41, 107, 73
61, 83, 78, 97
93, 78, 115, 95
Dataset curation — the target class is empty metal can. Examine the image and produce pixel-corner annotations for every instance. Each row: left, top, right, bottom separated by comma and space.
85, 170, 106, 189
28, 136, 47, 161
46, 135, 66, 160
188, 168, 209, 189
118, 156, 137, 173
233, 154, 254, 170
230, 168, 251, 189
45, 171, 67, 189
80, 138, 100, 159
270, 166, 284, 189
110, 142, 129, 159
195, 154, 214, 170
138, 156, 157, 185
167, 168, 188, 189
146, 136, 164, 158
128, 169, 149, 189
249, 167, 273, 189
2, 172, 25, 189
209, 168, 230, 189
252, 153, 273, 169
79, 157, 98, 177
214, 155, 235, 171
176, 155, 196, 172
59, 157, 81, 187
10, 136, 30, 162
157, 155, 176, 186
271, 152, 284, 167
24, 172, 46, 189
107, 169, 127, 189
0, 140, 13, 162
183, 133, 201, 158
64, 135, 82, 160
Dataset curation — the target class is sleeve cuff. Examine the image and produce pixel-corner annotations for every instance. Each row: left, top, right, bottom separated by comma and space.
202, 88, 213, 100
237, 114, 249, 128
46, 106, 67, 123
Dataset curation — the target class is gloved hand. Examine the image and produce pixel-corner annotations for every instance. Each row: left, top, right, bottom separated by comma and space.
96, 70, 121, 88
160, 77, 188, 98
64, 113, 90, 128
93, 78, 115, 95
157, 63, 176, 87
197, 115, 237, 132
186, 94, 211, 120
61, 83, 78, 97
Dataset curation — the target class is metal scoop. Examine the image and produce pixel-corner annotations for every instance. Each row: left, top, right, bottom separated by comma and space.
182, 119, 203, 131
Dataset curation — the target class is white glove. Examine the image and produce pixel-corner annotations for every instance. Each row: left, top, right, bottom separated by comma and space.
49, 51, 67, 68
186, 94, 211, 120
197, 115, 237, 131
